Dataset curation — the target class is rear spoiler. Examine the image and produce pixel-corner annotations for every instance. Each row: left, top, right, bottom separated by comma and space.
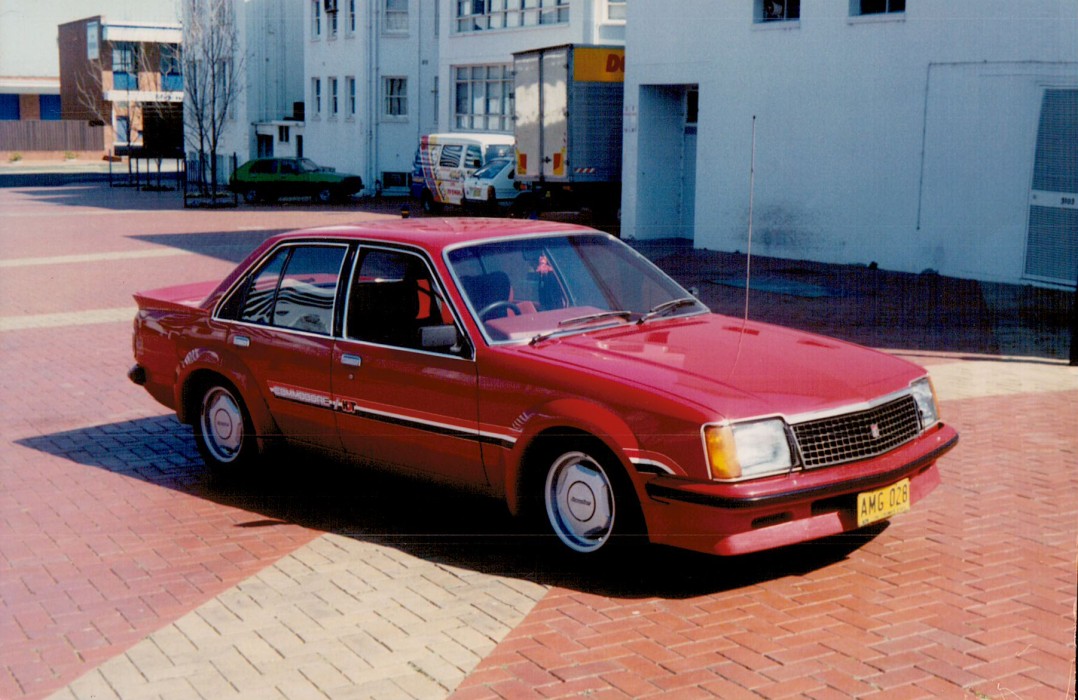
133, 280, 220, 314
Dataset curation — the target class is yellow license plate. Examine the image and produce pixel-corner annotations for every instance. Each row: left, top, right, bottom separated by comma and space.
857, 478, 911, 527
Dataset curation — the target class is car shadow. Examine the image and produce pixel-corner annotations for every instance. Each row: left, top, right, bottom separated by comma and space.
129, 231, 289, 264
16, 415, 885, 600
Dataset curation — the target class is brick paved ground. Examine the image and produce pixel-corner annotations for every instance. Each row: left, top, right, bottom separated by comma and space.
1, 183, 1075, 699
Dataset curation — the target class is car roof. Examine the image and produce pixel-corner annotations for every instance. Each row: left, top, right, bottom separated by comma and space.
263, 218, 601, 257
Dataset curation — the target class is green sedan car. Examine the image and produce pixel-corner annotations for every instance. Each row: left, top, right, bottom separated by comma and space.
229, 157, 364, 204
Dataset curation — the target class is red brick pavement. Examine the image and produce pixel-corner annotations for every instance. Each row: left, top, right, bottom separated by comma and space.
0, 189, 400, 699
451, 386, 1078, 699
2, 185, 1076, 699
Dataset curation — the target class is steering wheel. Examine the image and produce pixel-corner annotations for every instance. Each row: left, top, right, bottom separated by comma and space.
478, 300, 522, 321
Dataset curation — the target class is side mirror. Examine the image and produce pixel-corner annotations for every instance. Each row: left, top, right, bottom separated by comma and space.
420, 324, 463, 353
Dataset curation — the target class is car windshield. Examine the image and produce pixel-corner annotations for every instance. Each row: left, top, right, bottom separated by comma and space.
472, 159, 510, 180
447, 233, 707, 344
297, 158, 325, 173
485, 144, 513, 160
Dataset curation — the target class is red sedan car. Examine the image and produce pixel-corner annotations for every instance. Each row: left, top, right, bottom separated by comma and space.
129, 219, 957, 557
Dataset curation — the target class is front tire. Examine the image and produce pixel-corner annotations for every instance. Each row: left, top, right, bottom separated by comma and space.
420, 189, 441, 215
194, 382, 257, 474
314, 187, 334, 204
539, 440, 643, 556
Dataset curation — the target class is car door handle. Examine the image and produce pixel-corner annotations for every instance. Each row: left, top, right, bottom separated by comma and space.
233, 335, 250, 348
341, 353, 362, 368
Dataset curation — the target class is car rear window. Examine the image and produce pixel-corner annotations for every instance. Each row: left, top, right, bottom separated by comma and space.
217, 244, 348, 335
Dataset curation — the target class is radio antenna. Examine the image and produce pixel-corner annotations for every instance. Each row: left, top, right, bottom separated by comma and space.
744, 115, 757, 324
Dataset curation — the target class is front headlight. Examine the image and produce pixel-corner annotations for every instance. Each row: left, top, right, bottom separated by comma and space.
909, 377, 940, 430
705, 418, 793, 481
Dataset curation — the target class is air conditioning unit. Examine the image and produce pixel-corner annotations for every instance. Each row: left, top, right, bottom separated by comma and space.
324, 0, 338, 13
763, 0, 784, 19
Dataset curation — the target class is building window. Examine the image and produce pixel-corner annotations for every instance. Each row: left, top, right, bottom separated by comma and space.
279, 125, 290, 143
851, 0, 905, 15
347, 76, 356, 116
313, 78, 322, 116
757, 0, 799, 22
160, 44, 183, 92
455, 0, 570, 33
384, 77, 407, 118
115, 115, 131, 143
329, 77, 339, 116
328, 5, 339, 36
607, 0, 626, 20
454, 64, 512, 132
312, 0, 322, 37
348, 0, 357, 33
39, 95, 62, 120
386, 0, 408, 32
112, 42, 138, 91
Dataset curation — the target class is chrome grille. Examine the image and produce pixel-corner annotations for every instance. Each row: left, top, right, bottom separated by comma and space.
792, 395, 921, 468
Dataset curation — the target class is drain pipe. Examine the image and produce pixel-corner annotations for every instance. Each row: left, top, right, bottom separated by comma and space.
1070, 260, 1077, 366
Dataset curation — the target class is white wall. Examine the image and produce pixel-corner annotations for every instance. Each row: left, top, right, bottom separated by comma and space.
623, 0, 1078, 285
215, 0, 305, 162
304, 0, 437, 193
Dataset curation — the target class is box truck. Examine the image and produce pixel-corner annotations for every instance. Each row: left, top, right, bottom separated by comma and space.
513, 45, 624, 223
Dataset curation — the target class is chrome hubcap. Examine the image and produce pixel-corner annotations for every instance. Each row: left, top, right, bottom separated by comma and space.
201, 387, 243, 463
545, 452, 615, 553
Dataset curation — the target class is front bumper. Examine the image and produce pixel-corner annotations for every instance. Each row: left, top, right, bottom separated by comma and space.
642, 424, 958, 556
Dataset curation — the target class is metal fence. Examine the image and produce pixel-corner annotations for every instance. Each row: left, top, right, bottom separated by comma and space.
0, 120, 104, 152
183, 152, 238, 207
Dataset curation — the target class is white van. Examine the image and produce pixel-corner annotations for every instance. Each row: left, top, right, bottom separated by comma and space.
413, 133, 515, 212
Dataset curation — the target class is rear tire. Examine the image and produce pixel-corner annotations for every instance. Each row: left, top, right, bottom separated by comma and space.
193, 381, 257, 476
243, 188, 260, 204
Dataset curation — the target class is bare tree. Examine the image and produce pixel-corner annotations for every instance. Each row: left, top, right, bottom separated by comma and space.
182, 0, 244, 197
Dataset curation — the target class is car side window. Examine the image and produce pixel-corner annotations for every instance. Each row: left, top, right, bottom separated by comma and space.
218, 244, 347, 335
250, 160, 275, 175
465, 145, 482, 169
345, 248, 459, 353
280, 160, 299, 175
438, 145, 462, 168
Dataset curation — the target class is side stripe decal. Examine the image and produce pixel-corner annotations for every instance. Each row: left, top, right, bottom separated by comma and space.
268, 382, 517, 449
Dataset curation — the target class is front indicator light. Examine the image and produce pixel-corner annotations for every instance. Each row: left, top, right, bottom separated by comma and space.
705, 425, 740, 480
705, 419, 794, 481
910, 377, 940, 430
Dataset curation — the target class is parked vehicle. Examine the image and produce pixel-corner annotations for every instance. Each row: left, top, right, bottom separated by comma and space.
413, 133, 515, 213
129, 219, 957, 559
513, 45, 624, 221
462, 158, 525, 214
229, 157, 363, 204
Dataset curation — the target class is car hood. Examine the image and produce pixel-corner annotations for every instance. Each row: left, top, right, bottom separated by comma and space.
514, 313, 924, 421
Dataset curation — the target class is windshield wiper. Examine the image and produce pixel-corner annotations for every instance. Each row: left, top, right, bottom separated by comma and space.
637, 297, 702, 324
530, 310, 632, 345
559, 310, 633, 329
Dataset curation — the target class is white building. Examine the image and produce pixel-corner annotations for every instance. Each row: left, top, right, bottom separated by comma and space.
301, 0, 438, 196
622, 1, 1078, 287
437, 0, 626, 133
217, 1, 626, 195
216, 0, 306, 163
298, 0, 626, 194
